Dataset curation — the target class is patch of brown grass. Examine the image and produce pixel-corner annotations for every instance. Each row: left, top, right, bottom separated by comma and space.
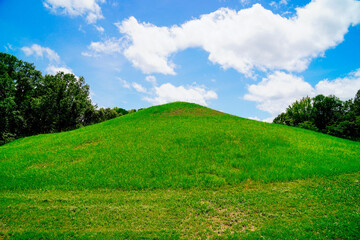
27, 162, 53, 169
161, 107, 224, 117
74, 141, 99, 150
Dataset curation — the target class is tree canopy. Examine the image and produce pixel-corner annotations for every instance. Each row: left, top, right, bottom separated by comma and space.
0, 53, 132, 145
273, 91, 360, 141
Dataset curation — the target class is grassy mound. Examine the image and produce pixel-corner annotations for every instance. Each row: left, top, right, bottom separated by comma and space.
1, 102, 360, 239
1, 102, 359, 190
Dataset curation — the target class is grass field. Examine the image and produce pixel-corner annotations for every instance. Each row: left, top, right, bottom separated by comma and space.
1, 102, 359, 239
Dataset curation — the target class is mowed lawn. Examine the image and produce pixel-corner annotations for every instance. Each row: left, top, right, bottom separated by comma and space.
1, 173, 359, 239
0, 102, 359, 239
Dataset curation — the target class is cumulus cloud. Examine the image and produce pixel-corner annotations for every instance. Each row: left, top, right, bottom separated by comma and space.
244, 71, 314, 116
244, 68, 360, 119
116, 0, 360, 76
21, 44, 60, 62
21, 44, 77, 77
82, 38, 123, 56
144, 83, 218, 106
315, 69, 360, 100
115, 19, 178, 75
46, 65, 74, 75
117, 77, 217, 106
43, 0, 105, 24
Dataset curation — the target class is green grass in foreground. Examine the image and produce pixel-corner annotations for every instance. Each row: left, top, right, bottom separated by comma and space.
1, 173, 359, 239
0, 102, 359, 190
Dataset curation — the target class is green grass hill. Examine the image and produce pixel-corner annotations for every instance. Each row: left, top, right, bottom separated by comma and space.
1, 102, 359, 239
1, 102, 359, 190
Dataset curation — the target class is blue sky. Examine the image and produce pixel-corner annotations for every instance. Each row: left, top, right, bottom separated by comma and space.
1, 0, 360, 121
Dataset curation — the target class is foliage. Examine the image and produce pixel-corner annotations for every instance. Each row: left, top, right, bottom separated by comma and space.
0, 53, 132, 145
113, 107, 129, 116
274, 91, 360, 141
298, 121, 318, 131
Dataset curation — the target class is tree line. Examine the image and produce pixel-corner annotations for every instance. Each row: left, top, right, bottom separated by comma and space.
0, 53, 135, 145
273, 90, 360, 141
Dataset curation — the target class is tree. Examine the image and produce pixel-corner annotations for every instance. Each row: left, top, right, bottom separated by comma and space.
0, 52, 43, 137
273, 91, 360, 141
113, 107, 128, 116
39, 72, 93, 132
312, 95, 343, 131
0, 52, 133, 145
15, 61, 43, 135
0, 60, 18, 144
286, 96, 313, 126
353, 90, 360, 114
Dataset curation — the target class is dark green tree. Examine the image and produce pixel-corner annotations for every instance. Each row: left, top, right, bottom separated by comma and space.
113, 107, 129, 116
0, 60, 18, 144
274, 90, 360, 141
0, 52, 132, 145
312, 95, 343, 131
353, 90, 360, 114
39, 72, 92, 132
286, 96, 313, 126
0, 52, 43, 137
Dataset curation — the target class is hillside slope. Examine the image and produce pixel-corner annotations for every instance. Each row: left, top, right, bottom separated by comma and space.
1, 102, 359, 190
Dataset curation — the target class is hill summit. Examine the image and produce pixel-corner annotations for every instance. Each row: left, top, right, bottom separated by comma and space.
131, 101, 224, 117
0, 102, 359, 190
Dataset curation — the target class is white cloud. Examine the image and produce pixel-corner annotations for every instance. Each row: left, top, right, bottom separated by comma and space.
94, 25, 105, 33
244, 68, 360, 120
90, 90, 95, 97
21, 44, 60, 62
145, 75, 157, 85
248, 116, 274, 123
118, 77, 131, 89
270, 0, 288, 8
82, 38, 123, 56
117, 0, 360, 76
46, 65, 74, 75
78, 24, 86, 33
244, 71, 314, 116
144, 83, 217, 106
22, 44, 75, 77
132, 82, 147, 93
116, 78, 217, 107
4, 43, 14, 52
239, 0, 253, 6
315, 69, 360, 100
116, 18, 178, 75
43, 0, 105, 24
118, 78, 148, 93
248, 116, 260, 121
